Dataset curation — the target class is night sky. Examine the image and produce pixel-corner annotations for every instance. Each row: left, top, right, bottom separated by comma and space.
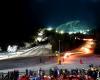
1, 0, 100, 42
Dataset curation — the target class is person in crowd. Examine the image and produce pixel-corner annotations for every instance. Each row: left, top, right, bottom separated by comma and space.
1, 65, 100, 80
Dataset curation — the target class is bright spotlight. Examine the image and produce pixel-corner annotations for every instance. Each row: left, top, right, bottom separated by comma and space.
36, 37, 42, 42
60, 30, 64, 34
84, 48, 90, 54
68, 32, 73, 35
56, 30, 58, 33
81, 47, 90, 54
80, 30, 83, 33
83, 38, 93, 41
47, 27, 53, 31
83, 32, 86, 34
88, 39, 93, 41
63, 52, 72, 58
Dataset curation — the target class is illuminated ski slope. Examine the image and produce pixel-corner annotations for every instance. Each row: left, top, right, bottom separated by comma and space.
0, 44, 51, 60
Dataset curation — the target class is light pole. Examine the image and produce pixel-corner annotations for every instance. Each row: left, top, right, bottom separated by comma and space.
58, 40, 61, 65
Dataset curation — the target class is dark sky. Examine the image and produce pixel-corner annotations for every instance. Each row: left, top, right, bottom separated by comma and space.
1, 0, 100, 42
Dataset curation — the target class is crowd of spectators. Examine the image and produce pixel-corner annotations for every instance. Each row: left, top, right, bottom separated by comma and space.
0, 65, 100, 80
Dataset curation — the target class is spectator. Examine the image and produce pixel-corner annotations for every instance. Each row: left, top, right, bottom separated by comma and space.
0, 65, 99, 80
